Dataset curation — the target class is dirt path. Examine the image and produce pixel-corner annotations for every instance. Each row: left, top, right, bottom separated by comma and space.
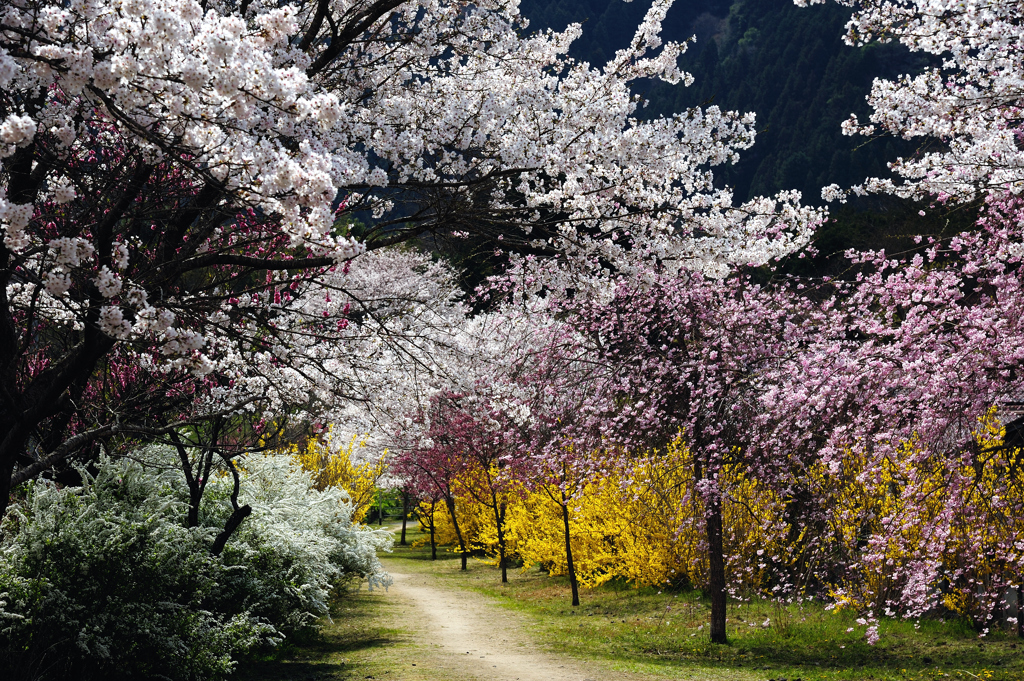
380, 560, 648, 681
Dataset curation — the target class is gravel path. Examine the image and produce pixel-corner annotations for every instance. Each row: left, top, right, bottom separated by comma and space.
381, 563, 637, 681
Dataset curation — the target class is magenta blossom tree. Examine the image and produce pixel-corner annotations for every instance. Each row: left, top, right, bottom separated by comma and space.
534, 268, 831, 643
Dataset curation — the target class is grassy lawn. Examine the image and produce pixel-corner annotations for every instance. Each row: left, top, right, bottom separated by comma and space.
232, 524, 1023, 681
232, 585, 415, 681
388, 528, 1023, 681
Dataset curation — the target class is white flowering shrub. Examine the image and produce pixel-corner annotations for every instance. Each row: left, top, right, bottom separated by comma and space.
0, 451, 391, 681
207, 453, 393, 632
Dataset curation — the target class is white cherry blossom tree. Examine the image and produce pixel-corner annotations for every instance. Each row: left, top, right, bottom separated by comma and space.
0, 0, 822, 515
811, 0, 1024, 203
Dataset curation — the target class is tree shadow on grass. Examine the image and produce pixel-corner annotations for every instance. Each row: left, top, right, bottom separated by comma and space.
234, 659, 349, 681
233, 591, 408, 680
234, 629, 403, 681
385, 540, 477, 566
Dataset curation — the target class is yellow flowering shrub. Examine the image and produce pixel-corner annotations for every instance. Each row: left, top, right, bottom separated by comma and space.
811, 409, 1024, 625
285, 427, 386, 523
408, 414, 1024, 628
416, 494, 495, 555
416, 438, 786, 593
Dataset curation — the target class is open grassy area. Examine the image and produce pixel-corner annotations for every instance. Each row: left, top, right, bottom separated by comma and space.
232, 525, 1023, 681
232, 586, 414, 681
388, 528, 1023, 681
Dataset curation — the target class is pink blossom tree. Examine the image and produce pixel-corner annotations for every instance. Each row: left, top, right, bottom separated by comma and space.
798, 198, 1024, 634
530, 268, 831, 643
392, 391, 475, 570
799, 0, 1024, 636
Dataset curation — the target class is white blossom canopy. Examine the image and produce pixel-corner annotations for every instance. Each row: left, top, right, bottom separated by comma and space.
0, 0, 822, 507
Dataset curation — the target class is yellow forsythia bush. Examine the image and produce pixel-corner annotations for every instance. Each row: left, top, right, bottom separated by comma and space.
417, 495, 494, 553
284, 427, 387, 524
415, 438, 786, 592
411, 414, 1024, 627
821, 410, 1024, 624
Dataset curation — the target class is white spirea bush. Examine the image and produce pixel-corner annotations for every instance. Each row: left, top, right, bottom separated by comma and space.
211, 453, 393, 630
0, 451, 391, 681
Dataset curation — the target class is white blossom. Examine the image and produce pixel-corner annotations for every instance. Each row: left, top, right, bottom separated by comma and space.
0, 114, 37, 147
51, 181, 76, 204
810, 0, 1024, 201
93, 265, 122, 297
43, 270, 71, 296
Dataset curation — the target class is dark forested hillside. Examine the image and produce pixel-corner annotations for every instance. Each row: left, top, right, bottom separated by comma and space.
519, 0, 930, 205
515, 0, 972, 273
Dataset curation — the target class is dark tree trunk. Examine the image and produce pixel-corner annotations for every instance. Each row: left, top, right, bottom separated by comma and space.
492, 497, 508, 583
400, 491, 409, 545
445, 496, 468, 570
430, 507, 437, 560
0, 162, 149, 519
561, 490, 580, 607
706, 494, 728, 644
210, 450, 250, 556
0, 414, 26, 515
694, 448, 728, 645
211, 504, 252, 556
0, 331, 115, 519
187, 485, 202, 527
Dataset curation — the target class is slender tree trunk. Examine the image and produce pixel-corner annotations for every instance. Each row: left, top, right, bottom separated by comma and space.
429, 505, 437, 560
706, 494, 728, 644
492, 497, 508, 583
173, 434, 215, 529
400, 491, 409, 545
378, 494, 384, 525
694, 449, 728, 645
187, 485, 202, 528
445, 496, 468, 570
210, 452, 250, 556
560, 490, 580, 607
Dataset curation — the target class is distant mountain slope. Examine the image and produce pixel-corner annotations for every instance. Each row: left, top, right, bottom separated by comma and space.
518, 0, 930, 204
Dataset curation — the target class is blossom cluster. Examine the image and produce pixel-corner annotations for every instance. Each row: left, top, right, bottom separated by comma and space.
806, 0, 1024, 202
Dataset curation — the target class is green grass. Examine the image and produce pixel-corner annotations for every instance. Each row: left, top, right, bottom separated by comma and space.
232, 586, 415, 681
231, 525, 1024, 681
387, 529, 1024, 681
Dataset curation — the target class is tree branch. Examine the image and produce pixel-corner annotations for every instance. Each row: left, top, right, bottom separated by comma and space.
306, 0, 407, 76
8, 398, 263, 487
